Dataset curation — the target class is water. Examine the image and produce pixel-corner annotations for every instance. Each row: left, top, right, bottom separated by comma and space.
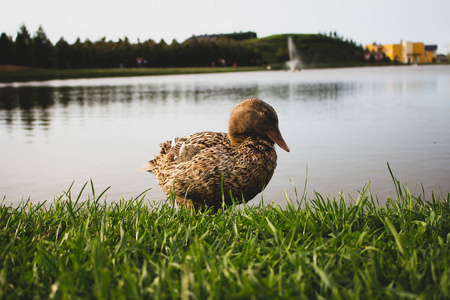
1, 65, 450, 207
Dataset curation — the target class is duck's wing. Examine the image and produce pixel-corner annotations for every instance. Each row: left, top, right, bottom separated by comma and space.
146, 132, 231, 200
145, 131, 228, 172
172, 131, 229, 162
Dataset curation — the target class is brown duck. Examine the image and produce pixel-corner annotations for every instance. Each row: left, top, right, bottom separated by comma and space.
144, 98, 290, 210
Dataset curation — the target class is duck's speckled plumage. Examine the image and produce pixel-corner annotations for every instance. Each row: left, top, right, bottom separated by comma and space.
145, 98, 289, 211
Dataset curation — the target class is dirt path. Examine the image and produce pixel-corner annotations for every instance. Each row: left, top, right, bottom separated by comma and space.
0, 65, 38, 72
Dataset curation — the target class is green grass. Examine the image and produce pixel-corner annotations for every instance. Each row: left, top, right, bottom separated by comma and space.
247, 33, 366, 68
0, 66, 266, 83
1, 170, 450, 299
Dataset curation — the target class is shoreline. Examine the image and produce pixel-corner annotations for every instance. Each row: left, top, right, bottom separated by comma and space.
0, 66, 267, 84
2, 63, 448, 84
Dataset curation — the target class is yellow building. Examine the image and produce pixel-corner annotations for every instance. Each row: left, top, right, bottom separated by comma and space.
383, 44, 402, 62
365, 44, 384, 53
366, 41, 436, 63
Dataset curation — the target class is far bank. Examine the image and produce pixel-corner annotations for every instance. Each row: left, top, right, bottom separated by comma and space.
0, 66, 268, 83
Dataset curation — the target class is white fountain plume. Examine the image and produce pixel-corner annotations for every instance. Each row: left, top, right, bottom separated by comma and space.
286, 36, 302, 71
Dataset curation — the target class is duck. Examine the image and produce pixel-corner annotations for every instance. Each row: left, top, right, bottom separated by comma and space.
144, 98, 290, 211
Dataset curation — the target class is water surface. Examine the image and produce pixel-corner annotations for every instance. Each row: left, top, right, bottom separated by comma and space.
1, 66, 449, 206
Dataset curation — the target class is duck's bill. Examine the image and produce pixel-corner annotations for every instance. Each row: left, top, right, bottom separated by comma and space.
266, 129, 290, 152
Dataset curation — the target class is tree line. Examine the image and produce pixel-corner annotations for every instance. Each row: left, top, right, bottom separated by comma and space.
0, 25, 261, 69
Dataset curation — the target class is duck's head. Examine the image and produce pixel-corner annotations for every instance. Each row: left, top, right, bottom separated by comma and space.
228, 98, 290, 152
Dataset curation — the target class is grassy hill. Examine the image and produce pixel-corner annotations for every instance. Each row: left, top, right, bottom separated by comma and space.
248, 33, 366, 69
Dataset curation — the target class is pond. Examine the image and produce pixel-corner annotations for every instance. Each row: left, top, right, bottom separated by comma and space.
1, 65, 450, 207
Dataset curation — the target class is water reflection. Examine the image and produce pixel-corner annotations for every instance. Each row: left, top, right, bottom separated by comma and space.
0, 80, 357, 133
1, 87, 55, 131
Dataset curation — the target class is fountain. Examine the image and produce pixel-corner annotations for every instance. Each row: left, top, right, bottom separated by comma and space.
286, 36, 302, 71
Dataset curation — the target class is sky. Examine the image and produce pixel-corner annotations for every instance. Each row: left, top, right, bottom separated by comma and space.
2, 0, 449, 54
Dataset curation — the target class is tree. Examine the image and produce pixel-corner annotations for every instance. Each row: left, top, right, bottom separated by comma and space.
71, 38, 86, 68
14, 25, 32, 66
32, 26, 55, 68
55, 38, 71, 68
117, 37, 133, 68
155, 39, 169, 67
0, 33, 14, 64
6, 24, 266, 69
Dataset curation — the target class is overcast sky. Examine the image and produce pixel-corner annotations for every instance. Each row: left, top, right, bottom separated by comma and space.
2, 0, 449, 54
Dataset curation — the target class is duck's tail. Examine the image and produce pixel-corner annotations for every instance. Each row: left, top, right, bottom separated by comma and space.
140, 164, 154, 172
142, 140, 173, 173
